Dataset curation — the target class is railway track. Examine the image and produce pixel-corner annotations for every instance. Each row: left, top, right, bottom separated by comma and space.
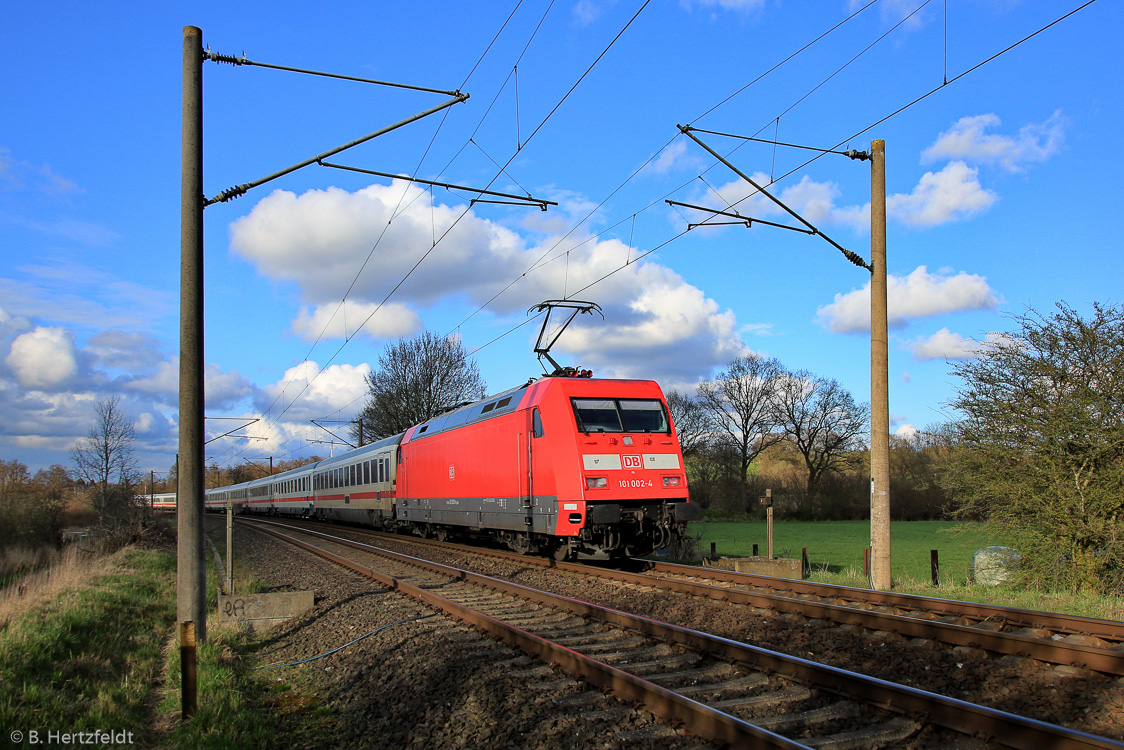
251, 517, 1124, 676
241, 517, 1123, 750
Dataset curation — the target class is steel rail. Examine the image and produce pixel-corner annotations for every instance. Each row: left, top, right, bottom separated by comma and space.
243, 519, 1124, 750
244, 521, 807, 749
256, 519, 1124, 674
640, 560, 1124, 642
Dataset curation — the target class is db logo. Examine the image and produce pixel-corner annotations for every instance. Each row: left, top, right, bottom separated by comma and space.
622, 455, 643, 469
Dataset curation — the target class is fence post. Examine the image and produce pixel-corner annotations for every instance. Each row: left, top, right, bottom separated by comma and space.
931, 549, 940, 586
863, 548, 871, 577
801, 547, 810, 579
752, 543, 759, 557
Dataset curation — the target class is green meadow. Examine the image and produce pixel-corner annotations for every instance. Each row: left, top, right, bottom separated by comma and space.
693, 519, 995, 584
691, 519, 1123, 621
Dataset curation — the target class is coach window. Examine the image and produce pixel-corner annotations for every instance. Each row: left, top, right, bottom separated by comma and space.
533, 408, 544, 438
363, 461, 370, 485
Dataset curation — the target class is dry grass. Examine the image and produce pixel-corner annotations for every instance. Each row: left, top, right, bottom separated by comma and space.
0, 544, 116, 630
0, 544, 58, 579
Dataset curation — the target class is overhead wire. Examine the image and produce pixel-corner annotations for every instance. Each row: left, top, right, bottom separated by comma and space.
222, 0, 649, 463
226, 0, 1099, 464
219, 1, 535, 464
447, 0, 883, 340
571, 0, 1103, 307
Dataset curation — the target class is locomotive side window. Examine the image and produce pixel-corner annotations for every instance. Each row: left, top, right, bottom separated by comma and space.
533, 408, 544, 438
572, 398, 670, 433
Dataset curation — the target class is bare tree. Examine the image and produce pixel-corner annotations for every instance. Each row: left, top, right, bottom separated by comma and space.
665, 389, 712, 457
69, 396, 139, 519
697, 355, 785, 494
775, 371, 869, 500
353, 331, 487, 442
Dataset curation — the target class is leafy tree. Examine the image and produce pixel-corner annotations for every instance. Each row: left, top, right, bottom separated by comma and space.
353, 331, 487, 442
696, 355, 785, 498
774, 371, 869, 501
943, 303, 1124, 593
69, 396, 139, 520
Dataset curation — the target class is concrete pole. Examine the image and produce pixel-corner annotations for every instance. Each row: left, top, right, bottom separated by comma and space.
226, 497, 234, 595
869, 139, 892, 590
179, 26, 207, 645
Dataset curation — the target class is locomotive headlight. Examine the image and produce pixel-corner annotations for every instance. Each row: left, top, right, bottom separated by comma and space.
585, 476, 608, 490
662, 475, 682, 488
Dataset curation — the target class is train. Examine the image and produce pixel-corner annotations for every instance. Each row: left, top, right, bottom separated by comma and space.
151, 372, 699, 560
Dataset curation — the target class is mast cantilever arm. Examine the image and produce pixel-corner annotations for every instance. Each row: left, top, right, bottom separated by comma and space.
677, 125, 872, 272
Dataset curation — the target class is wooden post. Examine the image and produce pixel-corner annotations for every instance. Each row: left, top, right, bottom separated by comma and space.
931, 549, 940, 586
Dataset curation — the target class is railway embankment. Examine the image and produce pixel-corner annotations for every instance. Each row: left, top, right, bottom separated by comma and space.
0, 529, 283, 750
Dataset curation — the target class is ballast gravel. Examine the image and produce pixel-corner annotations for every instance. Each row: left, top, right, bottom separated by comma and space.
220, 520, 717, 750
287, 524, 1124, 743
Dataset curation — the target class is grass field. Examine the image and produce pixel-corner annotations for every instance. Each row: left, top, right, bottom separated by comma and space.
693, 519, 996, 583
691, 519, 1123, 621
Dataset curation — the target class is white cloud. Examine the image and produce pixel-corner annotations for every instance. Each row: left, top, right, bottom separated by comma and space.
290, 300, 421, 342
895, 423, 919, 438
556, 264, 750, 382
910, 328, 1009, 361
644, 140, 705, 177
6, 326, 79, 389
256, 361, 371, 423
14, 218, 118, 246
112, 356, 253, 412
887, 161, 997, 226
851, 0, 929, 29
231, 182, 750, 388
683, 0, 767, 11
0, 305, 32, 341
690, 161, 992, 233
573, 0, 616, 25
922, 111, 1066, 172
204, 363, 254, 411
0, 148, 82, 195
816, 266, 999, 333
85, 330, 164, 371
0, 266, 174, 332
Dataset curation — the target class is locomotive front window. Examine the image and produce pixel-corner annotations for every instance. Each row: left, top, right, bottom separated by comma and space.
572, 398, 669, 433
572, 399, 622, 432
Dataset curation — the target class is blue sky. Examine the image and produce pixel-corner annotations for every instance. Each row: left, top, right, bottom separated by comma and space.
2, 0, 1119, 475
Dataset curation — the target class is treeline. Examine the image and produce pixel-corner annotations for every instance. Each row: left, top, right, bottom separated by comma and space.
0, 460, 80, 549
668, 355, 950, 521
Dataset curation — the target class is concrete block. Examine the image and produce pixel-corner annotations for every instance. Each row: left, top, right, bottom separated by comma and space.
732, 557, 803, 579
218, 590, 314, 632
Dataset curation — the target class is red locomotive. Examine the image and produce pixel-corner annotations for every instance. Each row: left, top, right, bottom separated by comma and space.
201, 302, 699, 559
200, 372, 697, 560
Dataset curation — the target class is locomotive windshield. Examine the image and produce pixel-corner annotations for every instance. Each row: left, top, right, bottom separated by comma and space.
572, 398, 669, 433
